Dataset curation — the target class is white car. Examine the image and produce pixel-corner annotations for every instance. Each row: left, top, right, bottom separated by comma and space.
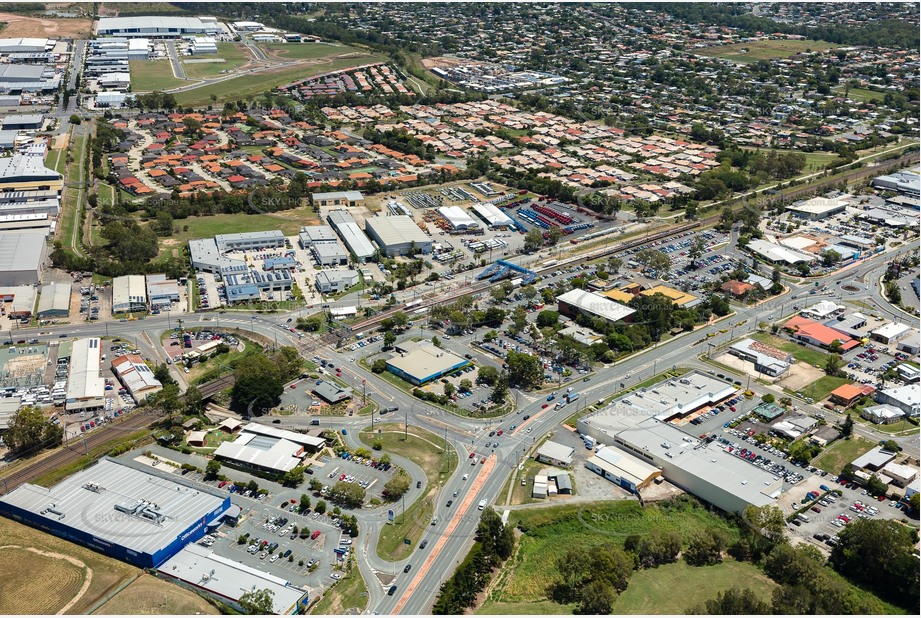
269, 554, 279, 563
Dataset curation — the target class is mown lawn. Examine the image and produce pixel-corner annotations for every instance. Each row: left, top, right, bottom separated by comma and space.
261, 42, 363, 60
751, 332, 829, 366
129, 60, 184, 91
182, 42, 251, 79
498, 499, 740, 603
695, 39, 840, 62
799, 375, 849, 402
154, 211, 310, 260
811, 435, 876, 473
835, 85, 884, 103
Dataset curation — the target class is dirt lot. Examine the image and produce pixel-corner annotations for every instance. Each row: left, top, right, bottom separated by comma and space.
0, 12, 93, 38
777, 362, 824, 392
0, 517, 137, 615
93, 573, 219, 615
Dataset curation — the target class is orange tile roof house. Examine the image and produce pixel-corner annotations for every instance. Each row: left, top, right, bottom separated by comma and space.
829, 383, 876, 407
721, 280, 754, 297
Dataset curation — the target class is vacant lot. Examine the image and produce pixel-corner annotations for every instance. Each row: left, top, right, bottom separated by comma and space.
812, 435, 876, 473
129, 60, 185, 92
309, 561, 367, 615
695, 39, 840, 62
0, 12, 92, 37
93, 573, 219, 615
173, 54, 384, 108
182, 42, 253, 79
0, 517, 137, 615
99, 2, 188, 15
360, 423, 458, 561
262, 42, 365, 61
611, 560, 777, 614
155, 210, 310, 260
751, 332, 829, 366
798, 375, 849, 402
497, 499, 740, 603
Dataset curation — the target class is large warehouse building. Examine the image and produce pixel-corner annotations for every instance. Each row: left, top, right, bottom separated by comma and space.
112, 274, 147, 314
364, 214, 433, 257
65, 337, 106, 412
557, 289, 635, 326
214, 423, 326, 475
386, 341, 469, 385
0, 230, 47, 286
327, 210, 376, 262
36, 281, 71, 318
0, 458, 232, 569
95, 16, 220, 38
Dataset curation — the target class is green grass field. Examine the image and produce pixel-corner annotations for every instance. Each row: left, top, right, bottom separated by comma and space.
309, 560, 367, 615
835, 86, 884, 103
798, 375, 849, 402
129, 60, 185, 92
477, 600, 576, 615
155, 210, 311, 261
173, 55, 384, 108
812, 435, 876, 473
359, 424, 458, 561
695, 39, 840, 63
862, 418, 918, 434
261, 42, 361, 60
741, 147, 845, 170
611, 560, 778, 614
181, 43, 252, 79
497, 499, 740, 603
751, 332, 829, 366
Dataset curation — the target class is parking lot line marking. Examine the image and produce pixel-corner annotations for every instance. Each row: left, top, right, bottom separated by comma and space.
392, 454, 497, 614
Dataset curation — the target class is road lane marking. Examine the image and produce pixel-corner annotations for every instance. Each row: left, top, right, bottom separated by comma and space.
391, 454, 497, 614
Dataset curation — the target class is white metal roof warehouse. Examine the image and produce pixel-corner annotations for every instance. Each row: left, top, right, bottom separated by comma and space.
471, 202, 515, 227
557, 289, 636, 324
364, 214, 433, 257
96, 16, 219, 37
327, 210, 376, 261
36, 281, 70, 318
0, 458, 231, 568
65, 337, 106, 411
0, 230, 47, 286
214, 423, 326, 474
158, 544, 308, 614
438, 206, 479, 230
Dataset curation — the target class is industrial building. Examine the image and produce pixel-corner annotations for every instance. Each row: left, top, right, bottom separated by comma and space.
65, 337, 106, 412
314, 270, 359, 294
861, 404, 905, 425
364, 215, 433, 257
0, 458, 231, 569
535, 441, 574, 467
470, 202, 515, 228
0, 38, 53, 53
746, 238, 816, 265
311, 243, 349, 267
188, 238, 246, 274
213, 423, 326, 475
784, 316, 859, 351
437, 206, 479, 231
0, 284, 36, 318
0, 230, 47, 286
613, 418, 780, 513
146, 274, 180, 310
95, 16, 220, 38
111, 354, 162, 402
158, 544, 309, 614
1, 113, 42, 130
298, 225, 338, 248
112, 275, 148, 314
312, 190, 364, 208
215, 230, 285, 253
327, 210, 376, 262
0, 64, 60, 93
189, 37, 218, 55
556, 289, 635, 325
584, 446, 662, 493
312, 380, 352, 404
728, 338, 792, 377
36, 281, 71, 318
97, 73, 132, 90
871, 322, 911, 345
0, 153, 63, 194
875, 384, 920, 418
385, 341, 469, 386
786, 196, 848, 220
871, 170, 920, 198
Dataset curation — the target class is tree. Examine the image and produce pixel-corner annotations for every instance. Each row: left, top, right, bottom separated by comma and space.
882, 440, 900, 453
842, 413, 854, 438
184, 384, 203, 415
547, 225, 563, 246
154, 210, 174, 236
688, 587, 772, 615
536, 310, 560, 328
762, 393, 775, 404
865, 473, 888, 497
238, 588, 274, 614
636, 248, 671, 274
830, 519, 919, 604
523, 228, 544, 252
383, 470, 410, 500
885, 281, 902, 305
315, 500, 327, 514
688, 235, 707, 267
205, 459, 221, 479
824, 353, 844, 377
822, 250, 842, 267
633, 529, 682, 568
299, 493, 311, 512
282, 466, 305, 487
577, 581, 618, 615
521, 284, 537, 303
505, 351, 544, 389
231, 353, 283, 412
459, 378, 473, 392
371, 359, 388, 373
152, 362, 174, 385
431, 335, 441, 348
443, 382, 456, 397
275, 346, 304, 382
684, 528, 728, 566
477, 365, 500, 386
490, 372, 509, 404
2, 406, 64, 455
69, 114, 81, 125
383, 331, 397, 348
328, 481, 365, 507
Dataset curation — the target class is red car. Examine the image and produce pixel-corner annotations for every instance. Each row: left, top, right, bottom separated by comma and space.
541, 403, 549, 409
311, 531, 321, 540
496, 430, 503, 436
469, 452, 476, 459
729, 405, 736, 412
218, 480, 228, 488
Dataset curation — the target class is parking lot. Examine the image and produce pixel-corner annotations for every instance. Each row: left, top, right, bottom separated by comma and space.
320, 452, 398, 501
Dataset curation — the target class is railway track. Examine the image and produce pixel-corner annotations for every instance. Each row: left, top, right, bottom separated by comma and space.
0, 408, 165, 495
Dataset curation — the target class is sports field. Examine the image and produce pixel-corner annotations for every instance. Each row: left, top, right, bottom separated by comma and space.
172, 54, 384, 108
181, 42, 252, 79
129, 60, 185, 92
261, 42, 362, 61
695, 39, 840, 63
0, 517, 136, 615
